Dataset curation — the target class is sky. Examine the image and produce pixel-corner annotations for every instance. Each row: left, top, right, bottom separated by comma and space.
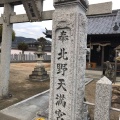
0, 0, 120, 39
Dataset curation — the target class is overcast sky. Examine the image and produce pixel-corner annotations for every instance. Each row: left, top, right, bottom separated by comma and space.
0, 0, 120, 39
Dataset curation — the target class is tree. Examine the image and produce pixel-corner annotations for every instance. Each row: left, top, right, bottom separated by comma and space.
18, 42, 28, 54
0, 25, 15, 43
18, 42, 28, 61
37, 37, 46, 51
12, 30, 15, 41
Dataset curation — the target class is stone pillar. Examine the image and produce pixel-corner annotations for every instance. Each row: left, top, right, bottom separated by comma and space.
0, 4, 14, 98
94, 76, 112, 120
49, 0, 88, 120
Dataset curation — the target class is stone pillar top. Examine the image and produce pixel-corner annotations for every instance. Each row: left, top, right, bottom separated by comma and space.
54, 0, 89, 8
0, 0, 22, 7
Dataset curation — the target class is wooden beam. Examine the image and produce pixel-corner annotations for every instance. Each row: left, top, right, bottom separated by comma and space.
0, 10, 54, 24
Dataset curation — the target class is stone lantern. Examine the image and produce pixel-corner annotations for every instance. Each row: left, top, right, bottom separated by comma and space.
35, 45, 45, 67
29, 45, 49, 81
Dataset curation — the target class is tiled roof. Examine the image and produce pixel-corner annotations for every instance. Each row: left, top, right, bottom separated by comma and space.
44, 10, 120, 37
87, 10, 120, 35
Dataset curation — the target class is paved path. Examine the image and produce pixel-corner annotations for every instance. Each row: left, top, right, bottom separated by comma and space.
86, 70, 120, 85
0, 112, 19, 120
0, 90, 49, 120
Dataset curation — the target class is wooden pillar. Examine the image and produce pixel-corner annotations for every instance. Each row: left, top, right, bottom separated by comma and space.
114, 50, 117, 82
0, 3, 14, 98
101, 46, 104, 68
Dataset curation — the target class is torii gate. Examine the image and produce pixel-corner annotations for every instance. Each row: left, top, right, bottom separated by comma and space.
0, 0, 54, 98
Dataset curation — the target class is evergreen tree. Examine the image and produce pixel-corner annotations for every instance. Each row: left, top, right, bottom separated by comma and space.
37, 37, 46, 51
18, 42, 28, 54
18, 42, 28, 61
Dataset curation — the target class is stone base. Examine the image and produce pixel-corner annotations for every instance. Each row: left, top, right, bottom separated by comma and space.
29, 77, 49, 82
29, 66, 49, 82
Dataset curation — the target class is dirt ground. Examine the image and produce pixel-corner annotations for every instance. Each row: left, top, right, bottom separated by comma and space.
0, 62, 50, 110
0, 63, 120, 120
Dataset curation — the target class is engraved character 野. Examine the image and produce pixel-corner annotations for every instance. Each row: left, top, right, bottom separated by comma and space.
57, 63, 67, 76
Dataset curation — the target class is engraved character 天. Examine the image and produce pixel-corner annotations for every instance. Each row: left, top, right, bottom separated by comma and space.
58, 31, 69, 42
57, 79, 67, 91
58, 48, 68, 60
57, 63, 67, 76
55, 109, 66, 120
56, 94, 66, 107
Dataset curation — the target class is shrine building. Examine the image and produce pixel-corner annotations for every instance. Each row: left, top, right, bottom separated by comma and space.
43, 2, 120, 69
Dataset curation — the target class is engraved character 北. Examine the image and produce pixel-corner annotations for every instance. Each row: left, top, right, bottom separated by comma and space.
58, 48, 68, 60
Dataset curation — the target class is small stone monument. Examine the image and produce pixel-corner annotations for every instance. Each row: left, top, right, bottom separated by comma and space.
29, 45, 49, 81
94, 76, 112, 120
